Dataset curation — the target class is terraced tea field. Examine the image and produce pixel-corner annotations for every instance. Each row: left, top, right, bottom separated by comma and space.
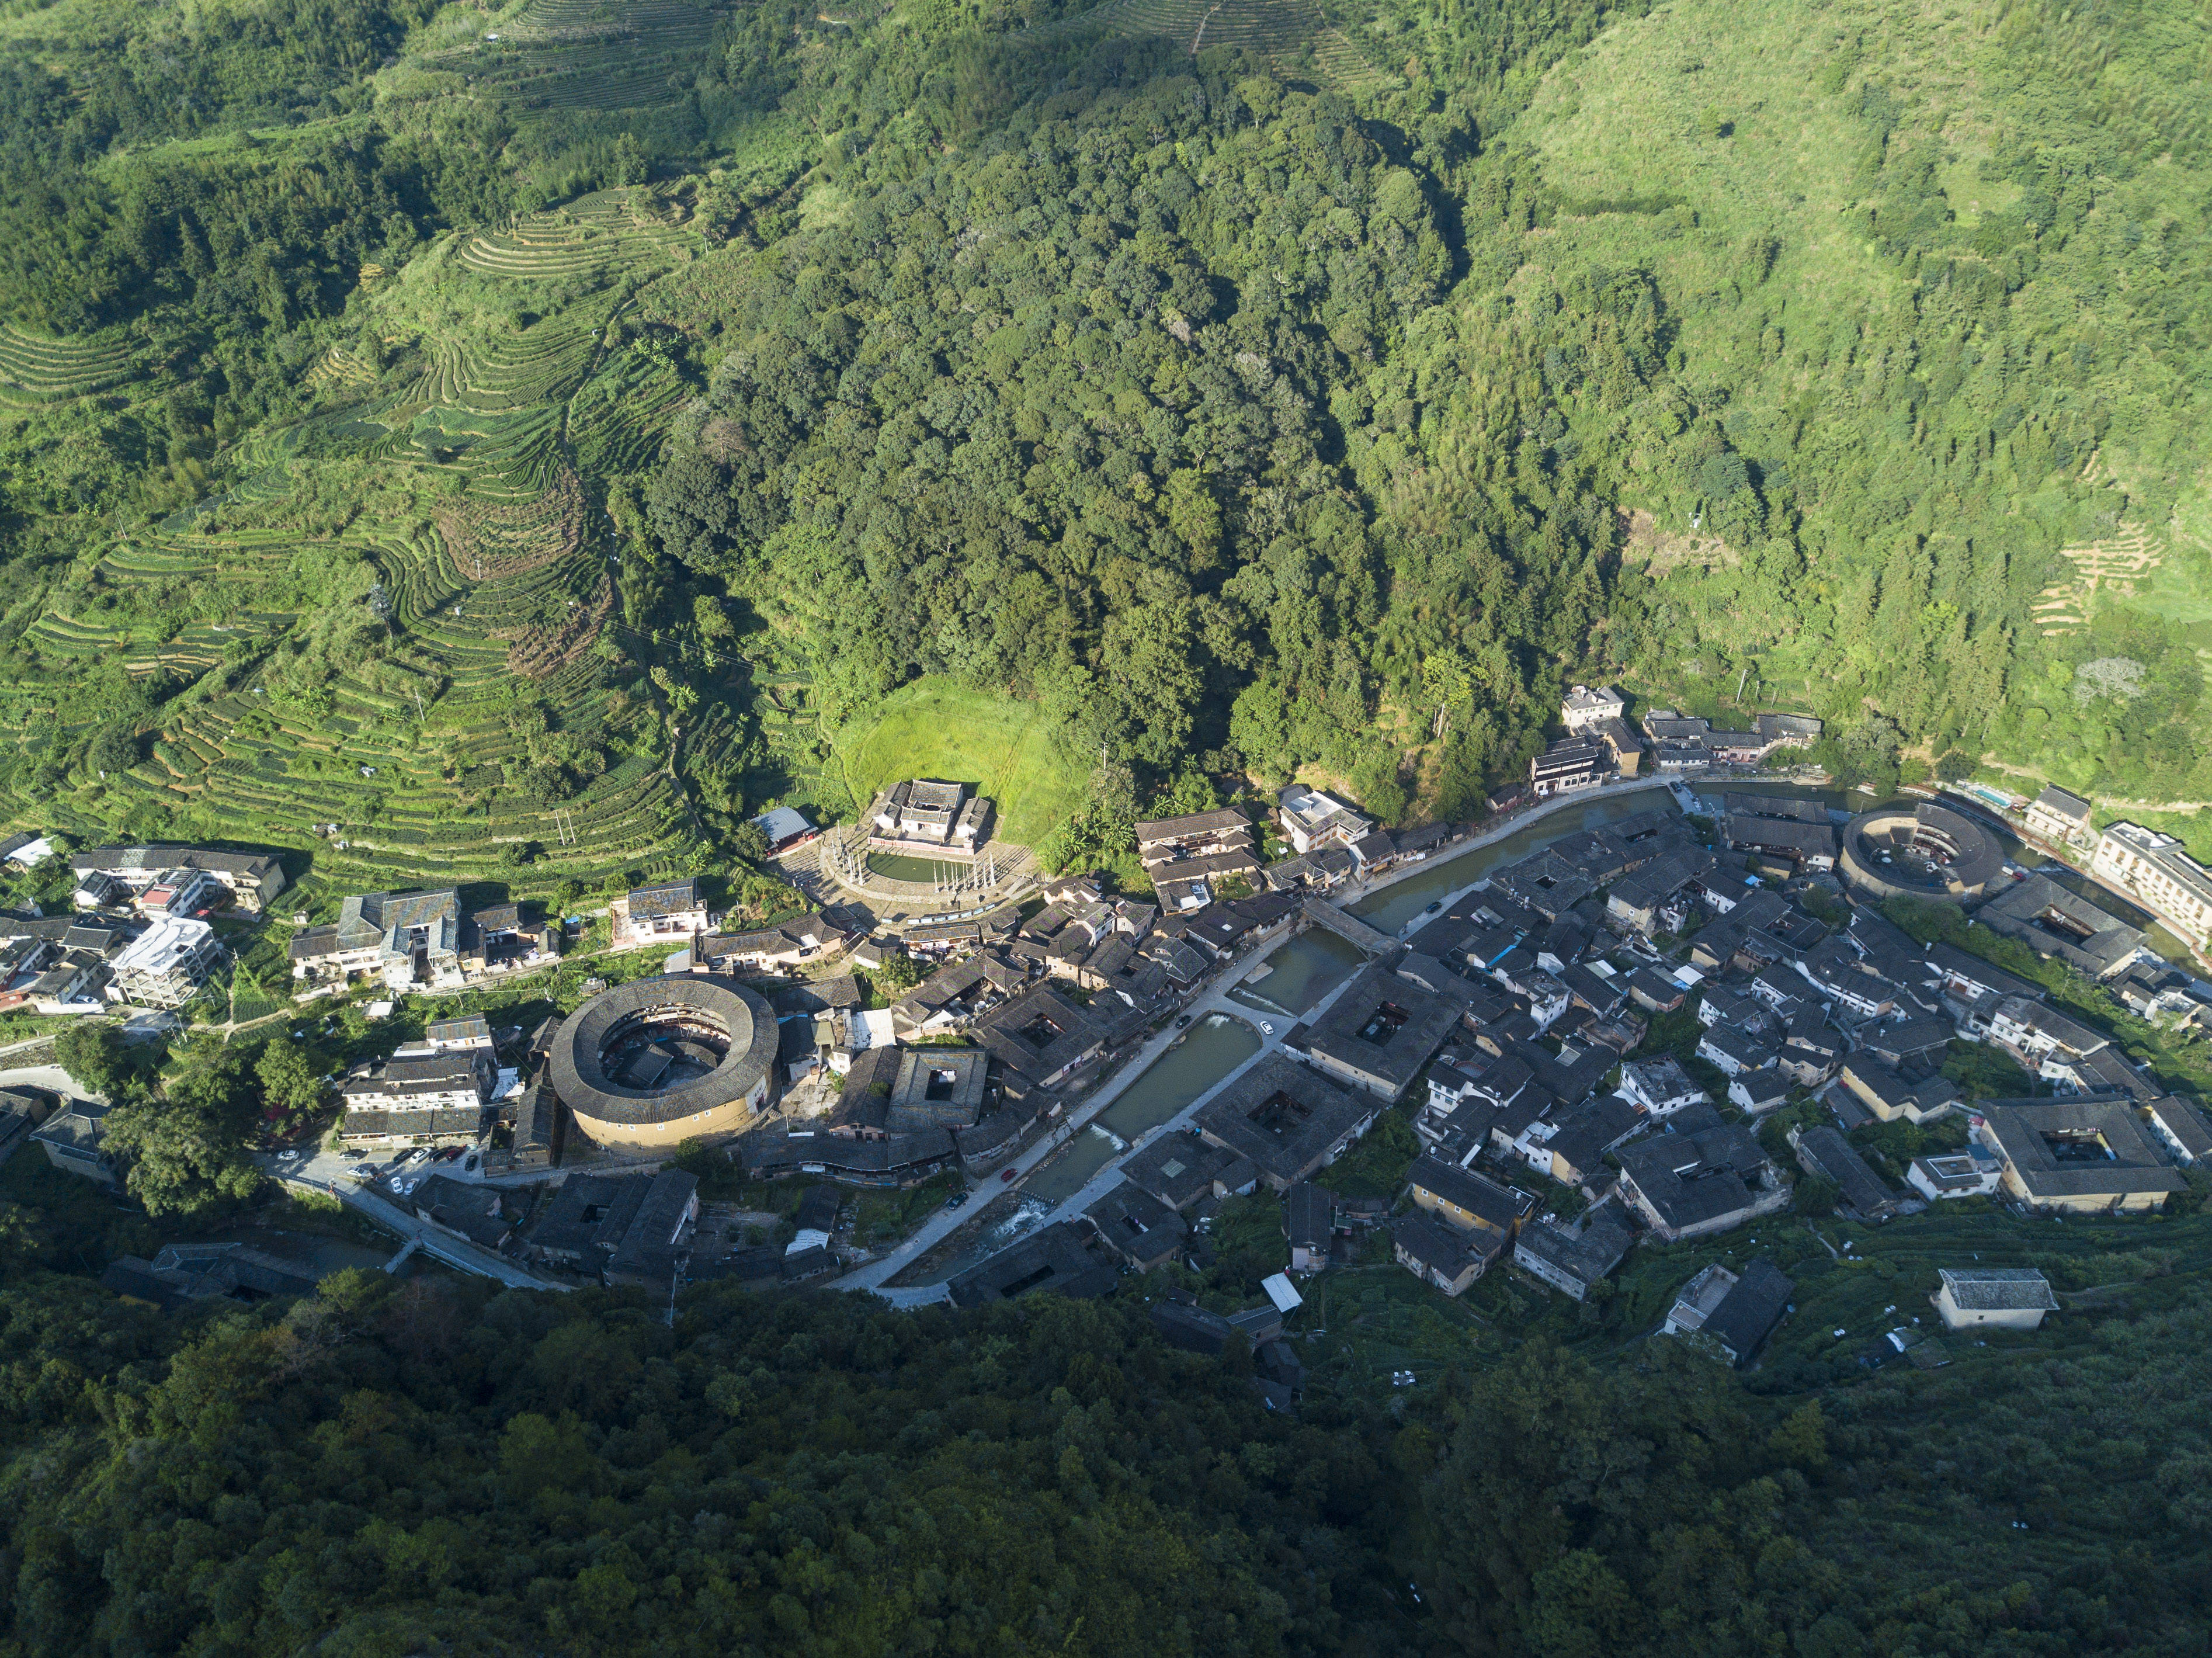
435, 0, 720, 116
1024, 0, 1394, 88
0, 324, 140, 404
0, 183, 724, 893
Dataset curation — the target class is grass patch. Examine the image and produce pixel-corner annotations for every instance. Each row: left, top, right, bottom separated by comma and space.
849, 1171, 960, 1245
832, 675, 1088, 848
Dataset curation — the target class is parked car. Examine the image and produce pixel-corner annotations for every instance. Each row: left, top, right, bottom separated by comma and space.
1175, 1014, 1192, 1029
1001, 1167, 1020, 1182
944, 1191, 968, 1210
346, 1167, 375, 1182
462, 1153, 479, 1174
1260, 1021, 1276, 1035
1426, 900, 1443, 913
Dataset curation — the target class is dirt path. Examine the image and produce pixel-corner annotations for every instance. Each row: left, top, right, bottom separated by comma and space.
1977, 756, 2211, 815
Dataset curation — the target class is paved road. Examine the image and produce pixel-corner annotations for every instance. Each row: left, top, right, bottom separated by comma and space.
258, 1146, 571, 1292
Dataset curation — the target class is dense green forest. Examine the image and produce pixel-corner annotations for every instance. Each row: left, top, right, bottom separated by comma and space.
0, 0, 2200, 884
0, 1252, 2204, 1656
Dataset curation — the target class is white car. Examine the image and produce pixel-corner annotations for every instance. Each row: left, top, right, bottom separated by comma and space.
1260, 1021, 1276, 1035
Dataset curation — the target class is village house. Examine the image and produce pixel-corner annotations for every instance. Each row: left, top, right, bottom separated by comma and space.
1721, 802, 1837, 873
1406, 1155, 1535, 1239
1526, 1092, 1642, 1186
1193, 1052, 1380, 1191
522, 1169, 699, 1291
1932, 1267, 2058, 1331
612, 879, 713, 949
1728, 1070, 1792, 1115
1973, 1097, 2188, 1212
1530, 736, 1608, 797
1513, 1209, 1633, 1300
1836, 1057, 1960, 1124
1787, 1123, 1902, 1219
1919, 942, 2043, 1035
70, 844, 289, 915
1619, 1056, 1707, 1118
291, 889, 466, 991
1285, 1183, 1336, 1273
1987, 996, 2109, 1076
1392, 1212, 1506, 1296
2022, 785, 2096, 851
1303, 966, 1462, 1101
1662, 1260, 1795, 1366
973, 983, 1107, 1088
340, 1047, 495, 1149
1616, 1121, 1788, 1241
2142, 1095, 2212, 1166
32, 1101, 117, 1187
1696, 1024, 1777, 1078
1135, 807, 1256, 870
870, 780, 992, 854
1606, 846, 1717, 936
707, 914, 849, 972
1778, 1004, 1845, 1086
1753, 713, 1822, 750
1120, 1130, 1260, 1212
1975, 875, 2145, 980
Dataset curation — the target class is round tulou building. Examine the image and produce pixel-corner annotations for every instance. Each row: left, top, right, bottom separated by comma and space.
1838, 800, 2005, 903
544, 974, 779, 1155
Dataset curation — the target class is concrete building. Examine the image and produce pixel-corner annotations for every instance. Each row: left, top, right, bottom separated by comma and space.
1276, 785, 1373, 854
107, 915, 221, 1008
1907, 1150, 2004, 1201
2091, 821, 2212, 949
1932, 1267, 2057, 1331
1561, 684, 1627, 732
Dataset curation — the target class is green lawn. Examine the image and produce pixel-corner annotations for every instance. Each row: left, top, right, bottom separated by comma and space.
831, 677, 1088, 848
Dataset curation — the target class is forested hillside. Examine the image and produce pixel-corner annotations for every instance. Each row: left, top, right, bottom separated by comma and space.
0, 0, 2204, 873
0, 1262, 2206, 1655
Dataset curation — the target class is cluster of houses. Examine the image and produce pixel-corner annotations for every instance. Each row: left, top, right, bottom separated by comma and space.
0, 842, 290, 1014
2016, 783, 2212, 955
1215, 802, 2210, 1333
1525, 686, 1823, 800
